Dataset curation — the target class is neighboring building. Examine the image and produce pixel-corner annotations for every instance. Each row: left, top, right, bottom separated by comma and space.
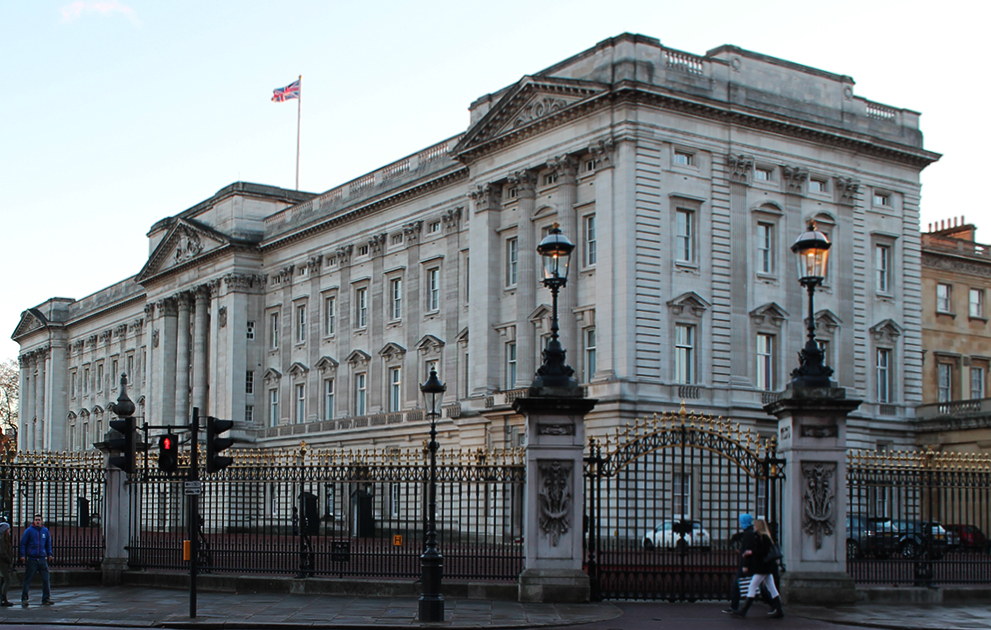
13, 33, 939, 456
915, 219, 991, 452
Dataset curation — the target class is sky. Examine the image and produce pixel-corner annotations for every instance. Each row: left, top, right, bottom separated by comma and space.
1, 0, 988, 362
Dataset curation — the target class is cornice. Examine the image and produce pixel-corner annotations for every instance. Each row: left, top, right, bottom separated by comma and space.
259, 168, 469, 253
922, 251, 991, 279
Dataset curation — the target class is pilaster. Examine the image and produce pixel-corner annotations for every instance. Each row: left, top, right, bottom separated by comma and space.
175, 292, 192, 424
512, 170, 538, 388
467, 185, 502, 396
192, 283, 212, 415
589, 140, 617, 382
550, 156, 579, 359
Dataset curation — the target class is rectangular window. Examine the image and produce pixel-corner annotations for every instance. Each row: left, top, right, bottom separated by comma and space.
585, 215, 597, 267
390, 484, 401, 518
355, 372, 367, 416
676, 209, 694, 263
127, 355, 134, 381
269, 389, 279, 427
427, 267, 440, 312
323, 378, 335, 421
754, 167, 772, 181
875, 245, 891, 293
809, 178, 826, 193
506, 342, 517, 389
97, 363, 104, 392
673, 472, 692, 518
970, 288, 984, 318
938, 363, 953, 403
71, 372, 77, 398
674, 150, 693, 166
506, 238, 518, 286
674, 324, 694, 384
356, 287, 368, 328
325, 296, 336, 335
295, 384, 305, 423
296, 304, 307, 343
247, 321, 255, 340
971, 367, 985, 400
543, 173, 558, 186
390, 278, 403, 320
83, 367, 90, 395
245, 405, 253, 423
937, 283, 952, 313
389, 367, 402, 412
270, 312, 280, 349
873, 192, 890, 206
246, 370, 254, 395
757, 222, 773, 274
357, 244, 369, 256
584, 327, 597, 383
428, 221, 441, 234
111, 359, 118, 388
876, 349, 891, 403
757, 333, 774, 391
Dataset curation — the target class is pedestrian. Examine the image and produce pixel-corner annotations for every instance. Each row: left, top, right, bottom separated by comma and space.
722, 513, 755, 614
0, 522, 14, 606
734, 518, 784, 619
18, 514, 53, 606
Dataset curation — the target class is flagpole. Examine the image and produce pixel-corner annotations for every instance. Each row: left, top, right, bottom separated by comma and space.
296, 75, 302, 191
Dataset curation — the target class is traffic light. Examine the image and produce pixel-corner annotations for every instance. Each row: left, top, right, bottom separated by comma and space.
108, 416, 136, 473
158, 433, 179, 472
206, 416, 234, 473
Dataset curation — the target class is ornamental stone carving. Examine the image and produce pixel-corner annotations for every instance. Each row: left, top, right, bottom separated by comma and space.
801, 462, 835, 550
128, 318, 144, 333
781, 165, 809, 194
217, 306, 228, 328
727, 154, 754, 184
537, 423, 575, 436
114, 324, 127, 338
152, 330, 160, 348
174, 228, 203, 263
223, 273, 266, 293
548, 154, 579, 183
334, 244, 354, 266
508, 170, 537, 198
275, 265, 295, 285
441, 207, 462, 232
306, 255, 323, 272
368, 234, 386, 256
537, 460, 573, 547
99, 330, 112, 345
402, 221, 423, 244
513, 97, 568, 129
833, 176, 860, 206
468, 184, 500, 214
157, 298, 178, 317
589, 138, 616, 167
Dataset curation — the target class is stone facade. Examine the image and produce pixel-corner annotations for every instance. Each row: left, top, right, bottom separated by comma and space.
13, 33, 939, 455
915, 220, 991, 451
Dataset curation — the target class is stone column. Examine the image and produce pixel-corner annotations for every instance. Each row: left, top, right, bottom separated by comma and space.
192, 285, 210, 414
727, 154, 754, 387
512, 169, 538, 388
98, 445, 132, 585
176, 292, 192, 424
442, 207, 463, 399
467, 184, 502, 396
550, 156, 579, 359
513, 385, 596, 603
35, 350, 46, 449
763, 384, 861, 605
589, 141, 617, 381
403, 222, 423, 404
157, 298, 178, 425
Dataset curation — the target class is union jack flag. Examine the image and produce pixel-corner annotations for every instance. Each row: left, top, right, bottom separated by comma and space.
272, 79, 300, 102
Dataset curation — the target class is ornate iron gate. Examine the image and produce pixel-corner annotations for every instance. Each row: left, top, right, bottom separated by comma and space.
584, 408, 784, 601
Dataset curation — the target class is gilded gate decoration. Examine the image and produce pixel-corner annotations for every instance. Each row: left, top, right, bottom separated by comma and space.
585, 406, 784, 601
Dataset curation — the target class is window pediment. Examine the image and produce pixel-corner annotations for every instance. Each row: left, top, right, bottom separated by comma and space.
667, 292, 711, 317
263, 368, 282, 385
814, 309, 843, 334
415, 335, 445, 354
346, 349, 371, 366
379, 342, 407, 360
750, 302, 789, 328
870, 319, 903, 342
288, 362, 309, 379
316, 356, 339, 373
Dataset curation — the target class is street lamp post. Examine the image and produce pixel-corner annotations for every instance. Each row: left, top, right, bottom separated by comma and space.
532, 224, 578, 390
789, 220, 835, 388
418, 367, 446, 623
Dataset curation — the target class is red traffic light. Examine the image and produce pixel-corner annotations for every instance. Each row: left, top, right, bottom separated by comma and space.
159, 433, 179, 472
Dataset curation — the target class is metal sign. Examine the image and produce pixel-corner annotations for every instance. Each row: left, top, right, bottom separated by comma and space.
184, 481, 202, 495
393, 534, 403, 547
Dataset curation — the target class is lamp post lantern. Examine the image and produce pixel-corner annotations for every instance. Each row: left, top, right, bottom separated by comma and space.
789, 220, 834, 388
532, 224, 579, 390
418, 367, 446, 623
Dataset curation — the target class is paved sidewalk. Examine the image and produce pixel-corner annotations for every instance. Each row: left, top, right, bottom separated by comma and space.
2, 586, 990, 629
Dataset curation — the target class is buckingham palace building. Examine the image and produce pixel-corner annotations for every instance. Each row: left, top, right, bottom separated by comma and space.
12, 33, 940, 455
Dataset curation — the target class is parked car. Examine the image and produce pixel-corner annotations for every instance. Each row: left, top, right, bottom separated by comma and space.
847, 516, 898, 559
944, 524, 988, 552
891, 520, 949, 559
643, 519, 711, 551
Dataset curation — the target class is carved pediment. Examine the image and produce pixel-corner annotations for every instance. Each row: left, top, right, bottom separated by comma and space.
263, 368, 282, 385
91, 405, 104, 415
666, 292, 712, 317
12, 308, 48, 339
813, 309, 843, 334
315, 356, 339, 373
66, 411, 77, 421
453, 77, 608, 158
346, 349, 371, 366
750, 302, 790, 327
528, 304, 553, 323
456, 327, 469, 346
138, 219, 231, 282
379, 342, 407, 360
288, 362, 309, 379
415, 335, 445, 354
870, 319, 903, 342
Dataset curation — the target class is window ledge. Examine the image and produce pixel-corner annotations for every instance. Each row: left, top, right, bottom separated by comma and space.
875, 292, 895, 302
969, 315, 988, 323
756, 273, 778, 284
936, 311, 957, 319
674, 262, 699, 273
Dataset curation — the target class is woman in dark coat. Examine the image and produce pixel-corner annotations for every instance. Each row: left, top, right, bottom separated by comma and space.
734, 518, 784, 619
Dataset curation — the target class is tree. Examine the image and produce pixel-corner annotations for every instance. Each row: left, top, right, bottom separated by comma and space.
0, 359, 18, 453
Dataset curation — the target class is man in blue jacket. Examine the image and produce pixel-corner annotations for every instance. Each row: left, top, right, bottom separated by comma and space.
18, 514, 53, 606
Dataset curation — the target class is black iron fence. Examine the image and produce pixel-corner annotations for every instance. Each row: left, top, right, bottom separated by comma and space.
0, 451, 105, 568
847, 449, 991, 585
585, 410, 784, 601
126, 444, 525, 581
